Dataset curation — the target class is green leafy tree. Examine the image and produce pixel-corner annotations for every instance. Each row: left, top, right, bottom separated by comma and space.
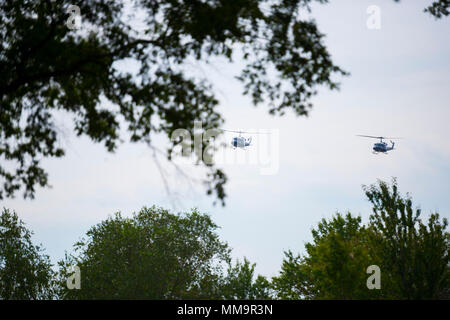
364, 179, 450, 299
273, 213, 379, 299
0, 208, 55, 299
221, 258, 272, 299
271, 251, 309, 299
58, 206, 232, 299
273, 179, 449, 300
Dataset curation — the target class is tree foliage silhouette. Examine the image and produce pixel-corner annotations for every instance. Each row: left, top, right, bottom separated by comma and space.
1, 0, 446, 204
58, 206, 233, 299
221, 258, 272, 299
0, 208, 55, 299
364, 179, 449, 299
424, 0, 449, 18
0, 0, 349, 204
272, 213, 380, 299
273, 179, 449, 299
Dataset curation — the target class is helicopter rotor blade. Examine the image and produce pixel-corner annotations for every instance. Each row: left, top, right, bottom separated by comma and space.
220, 129, 271, 134
356, 135, 382, 139
356, 135, 403, 140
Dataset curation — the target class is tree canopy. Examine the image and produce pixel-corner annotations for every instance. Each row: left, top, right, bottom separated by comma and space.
221, 258, 272, 299
364, 179, 450, 299
58, 206, 232, 299
272, 213, 380, 299
0, 208, 55, 299
0, 179, 448, 299
273, 179, 449, 299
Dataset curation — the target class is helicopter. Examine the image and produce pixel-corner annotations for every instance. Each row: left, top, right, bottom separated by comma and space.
357, 135, 401, 154
221, 129, 268, 149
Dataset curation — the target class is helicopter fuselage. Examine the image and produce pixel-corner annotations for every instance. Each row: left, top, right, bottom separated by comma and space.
357, 135, 398, 154
231, 136, 251, 149
373, 141, 394, 153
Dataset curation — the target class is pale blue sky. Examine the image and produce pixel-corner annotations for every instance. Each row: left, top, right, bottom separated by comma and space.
2, 0, 450, 277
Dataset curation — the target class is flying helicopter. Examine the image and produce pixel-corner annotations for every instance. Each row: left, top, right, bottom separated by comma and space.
357, 135, 402, 154
221, 129, 269, 149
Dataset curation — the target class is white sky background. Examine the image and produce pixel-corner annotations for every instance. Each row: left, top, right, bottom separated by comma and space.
2, 0, 450, 278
